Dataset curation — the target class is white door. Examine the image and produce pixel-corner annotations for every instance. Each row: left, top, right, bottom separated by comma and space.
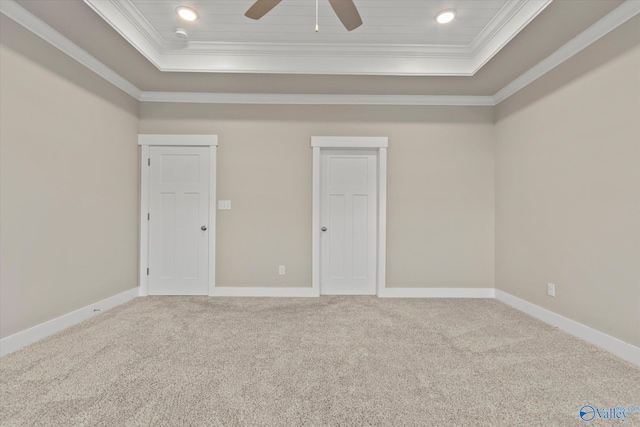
320, 150, 377, 295
148, 146, 210, 295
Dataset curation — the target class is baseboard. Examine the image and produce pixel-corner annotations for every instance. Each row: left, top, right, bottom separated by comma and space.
210, 286, 318, 297
3, 286, 636, 367
378, 287, 495, 298
0, 287, 139, 357
495, 289, 640, 367
210, 286, 495, 298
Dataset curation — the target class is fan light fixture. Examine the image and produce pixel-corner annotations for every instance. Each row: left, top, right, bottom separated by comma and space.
176, 6, 199, 22
435, 10, 455, 24
245, 0, 362, 32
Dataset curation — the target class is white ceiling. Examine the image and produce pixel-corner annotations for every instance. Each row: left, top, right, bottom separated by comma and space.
132, 0, 509, 45
83, 0, 552, 75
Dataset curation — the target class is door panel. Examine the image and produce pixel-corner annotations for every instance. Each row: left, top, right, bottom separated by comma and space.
159, 193, 176, 278
352, 194, 369, 278
182, 192, 200, 278
149, 146, 209, 295
321, 150, 377, 295
329, 194, 346, 278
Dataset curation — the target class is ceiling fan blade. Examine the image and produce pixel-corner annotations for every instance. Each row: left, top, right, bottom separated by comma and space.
245, 0, 283, 20
327, 0, 362, 31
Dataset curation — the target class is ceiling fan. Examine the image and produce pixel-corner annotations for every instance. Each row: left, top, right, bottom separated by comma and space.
245, 0, 363, 31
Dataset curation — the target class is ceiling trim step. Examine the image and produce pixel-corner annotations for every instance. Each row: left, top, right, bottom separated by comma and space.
494, 0, 640, 104
1, 0, 638, 106
0, 0, 142, 99
138, 92, 496, 106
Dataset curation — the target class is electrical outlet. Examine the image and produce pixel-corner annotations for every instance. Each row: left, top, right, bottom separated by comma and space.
279, 265, 285, 275
547, 283, 556, 297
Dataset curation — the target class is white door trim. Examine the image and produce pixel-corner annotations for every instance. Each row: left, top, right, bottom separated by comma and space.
138, 134, 218, 147
311, 136, 388, 297
312, 136, 389, 149
138, 134, 218, 296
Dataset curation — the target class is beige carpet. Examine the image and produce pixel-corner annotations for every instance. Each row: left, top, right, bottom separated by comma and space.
1, 297, 639, 426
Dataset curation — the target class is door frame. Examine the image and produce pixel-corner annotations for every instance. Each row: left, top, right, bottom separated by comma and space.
311, 136, 388, 296
138, 134, 218, 296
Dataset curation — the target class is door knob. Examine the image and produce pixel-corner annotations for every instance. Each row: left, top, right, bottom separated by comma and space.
321, 227, 327, 232
201, 226, 207, 231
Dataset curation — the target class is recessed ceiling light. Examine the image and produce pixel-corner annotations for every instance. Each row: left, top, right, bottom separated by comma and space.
176, 6, 199, 22
435, 10, 455, 24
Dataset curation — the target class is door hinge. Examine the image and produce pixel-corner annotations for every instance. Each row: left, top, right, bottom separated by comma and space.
146, 268, 149, 276
147, 213, 150, 221
148, 158, 150, 166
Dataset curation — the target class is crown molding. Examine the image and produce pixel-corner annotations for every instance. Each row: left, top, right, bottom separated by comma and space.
1, 0, 637, 106
139, 92, 495, 106
0, 0, 141, 100
82, 0, 550, 76
84, 0, 468, 61
110, 0, 164, 53
81, 0, 164, 71
494, 0, 640, 104
468, 0, 551, 72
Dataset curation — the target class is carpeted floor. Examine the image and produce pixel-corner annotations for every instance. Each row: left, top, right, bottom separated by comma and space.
1, 297, 639, 426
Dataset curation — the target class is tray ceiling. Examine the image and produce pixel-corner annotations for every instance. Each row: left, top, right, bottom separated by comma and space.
2, 0, 635, 98
83, 0, 552, 75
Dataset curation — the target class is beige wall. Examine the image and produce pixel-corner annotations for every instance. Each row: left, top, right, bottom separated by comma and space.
4, 5, 637, 352
139, 104, 495, 288
495, 26, 640, 346
0, 18, 140, 339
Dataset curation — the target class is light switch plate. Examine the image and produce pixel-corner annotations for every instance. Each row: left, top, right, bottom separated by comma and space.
218, 200, 231, 210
